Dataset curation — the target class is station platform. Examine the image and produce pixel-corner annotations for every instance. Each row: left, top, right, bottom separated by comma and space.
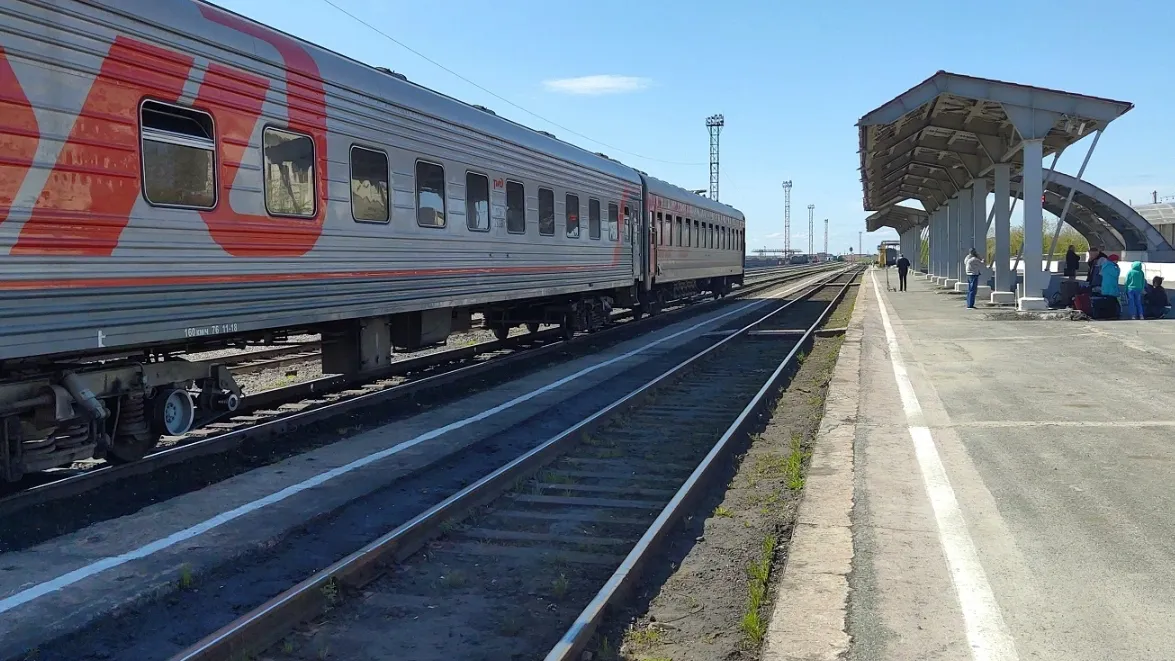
766, 267, 1175, 661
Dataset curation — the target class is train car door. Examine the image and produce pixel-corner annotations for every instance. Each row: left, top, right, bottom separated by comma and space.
628, 197, 642, 284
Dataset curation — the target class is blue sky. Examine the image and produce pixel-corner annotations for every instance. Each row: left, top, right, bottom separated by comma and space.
214, 0, 1175, 255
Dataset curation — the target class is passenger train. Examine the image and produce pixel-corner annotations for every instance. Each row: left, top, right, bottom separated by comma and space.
0, 0, 746, 478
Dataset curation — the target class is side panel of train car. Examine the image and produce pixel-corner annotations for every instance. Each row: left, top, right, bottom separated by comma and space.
0, 0, 743, 476
642, 175, 745, 310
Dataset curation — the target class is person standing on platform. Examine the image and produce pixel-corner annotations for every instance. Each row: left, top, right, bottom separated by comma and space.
1065, 245, 1080, 279
1087, 248, 1105, 286
964, 248, 983, 309
896, 253, 911, 291
1100, 254, 1121, 296
1125, 261, 1147, 320
1145, 276, 1169, 319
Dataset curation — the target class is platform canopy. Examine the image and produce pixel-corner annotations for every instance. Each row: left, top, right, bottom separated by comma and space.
864, 204, 928, 235
858, 71, 1134, 216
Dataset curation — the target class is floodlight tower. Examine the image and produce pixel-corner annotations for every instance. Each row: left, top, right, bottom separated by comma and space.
823, 218, 828, 257
706, 114, 724, 201
781, 181, 792, 255
807, 204, 815, 256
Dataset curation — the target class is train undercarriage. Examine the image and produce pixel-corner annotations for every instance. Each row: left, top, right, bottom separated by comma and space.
0, 275, 742, 480
0, 358, 243, 482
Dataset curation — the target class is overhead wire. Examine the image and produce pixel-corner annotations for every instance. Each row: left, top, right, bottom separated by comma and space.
315, 0, 706, 167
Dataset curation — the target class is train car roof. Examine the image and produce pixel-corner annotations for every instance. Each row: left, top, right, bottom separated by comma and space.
153, 0, 643, 185
644, 174, 745, 221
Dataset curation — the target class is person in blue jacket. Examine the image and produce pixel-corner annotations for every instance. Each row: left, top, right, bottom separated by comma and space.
1100, 254, 1121, 297
1124, 261, 1147, 319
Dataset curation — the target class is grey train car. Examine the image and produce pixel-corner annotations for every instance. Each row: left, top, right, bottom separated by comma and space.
0, 0, 745, 477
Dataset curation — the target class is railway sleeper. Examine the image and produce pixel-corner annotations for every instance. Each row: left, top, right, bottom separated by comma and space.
0, 362, 243, 481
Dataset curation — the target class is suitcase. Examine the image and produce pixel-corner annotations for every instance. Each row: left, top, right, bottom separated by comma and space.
1073, 292, 1092, 315
1090, 295, 1120, 319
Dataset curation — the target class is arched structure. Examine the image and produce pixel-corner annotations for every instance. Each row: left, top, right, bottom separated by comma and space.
1009, 172, 1174, 255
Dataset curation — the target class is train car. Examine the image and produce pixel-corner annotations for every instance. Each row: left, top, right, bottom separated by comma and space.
0, 0, 744, 478
641, 176, 745, 313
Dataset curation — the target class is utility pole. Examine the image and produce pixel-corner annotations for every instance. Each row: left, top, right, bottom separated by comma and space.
858, 231, 863, 261
706, 115, 724, 202
823, 219, 828, 258
781, 181, 792, 255
807, 204, 814, 257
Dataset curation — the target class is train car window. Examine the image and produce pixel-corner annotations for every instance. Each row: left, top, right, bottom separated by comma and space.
140, 101, 217, 209
676, 216, 683, 246
608, 203, 619, 241
538, 188, 555, 236
349, 146, 389, 223
694, 220, 700, 247
465, 172, 491, 231
623, 206, 631, 242
589, 199, 601, 240
684, 217, 691, 247
566, 194, 580, 238
506, 180, 526, 233
710, 224, 716, 249
721, 226, 727, 250
414, 160, 446, 227
263, 127, 316, 218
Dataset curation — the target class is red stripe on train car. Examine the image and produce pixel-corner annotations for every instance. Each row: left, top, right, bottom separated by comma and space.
11, 37, 194, 256
0, 263, 617, 290
0, 45, 40, 226
197, 4, 330, 257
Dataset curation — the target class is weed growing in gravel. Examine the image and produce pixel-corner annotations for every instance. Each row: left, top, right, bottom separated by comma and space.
714, 505, 734, 518
320, 577, 341, 607
596, 635, 617, 660
281, 638, 296, 653
177, 563, 194, 591
539, 469, 575, 484
741, 533, 778, 648
624, 624, 665, 647
440, 570, 468, 589
784, 434, 810, 491
551, 573, 570, 599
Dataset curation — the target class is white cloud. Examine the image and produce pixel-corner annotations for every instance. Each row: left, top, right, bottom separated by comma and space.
543, 75, 651, 96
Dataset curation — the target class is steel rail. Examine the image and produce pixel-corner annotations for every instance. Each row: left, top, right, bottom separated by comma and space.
166, 265, 857, 661
0, 265, 837, 517
545, 267, 860, 660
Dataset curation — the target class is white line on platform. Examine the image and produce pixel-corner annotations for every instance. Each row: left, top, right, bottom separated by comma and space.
869, 271, 1019, 661
0, 273, 831, 616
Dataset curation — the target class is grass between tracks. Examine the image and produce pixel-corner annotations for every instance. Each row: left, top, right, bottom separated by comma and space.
598, 276, 860, 661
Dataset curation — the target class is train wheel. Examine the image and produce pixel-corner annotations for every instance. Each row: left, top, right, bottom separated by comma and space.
526, 322, 540, 334
106, 393, 160, 464
492, 325, 510, 341
560, 313, 575, 341
632, 306, 644, 321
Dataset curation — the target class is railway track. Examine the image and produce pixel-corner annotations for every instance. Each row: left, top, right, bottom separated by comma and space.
0, 264, 839, 524
159, 266, 861, 661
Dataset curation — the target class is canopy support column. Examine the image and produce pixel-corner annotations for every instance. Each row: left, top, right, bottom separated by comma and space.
955, 188, 973, 289
971, 179, 990, 300
1019, 138, 1047, 310
992, 163, 1015, 304
944, 199, 959, 288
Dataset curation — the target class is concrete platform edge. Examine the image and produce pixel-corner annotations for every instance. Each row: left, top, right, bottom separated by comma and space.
761, 271, 866, 660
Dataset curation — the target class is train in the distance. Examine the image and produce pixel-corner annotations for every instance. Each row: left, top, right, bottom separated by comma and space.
0, 0, 746, 479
